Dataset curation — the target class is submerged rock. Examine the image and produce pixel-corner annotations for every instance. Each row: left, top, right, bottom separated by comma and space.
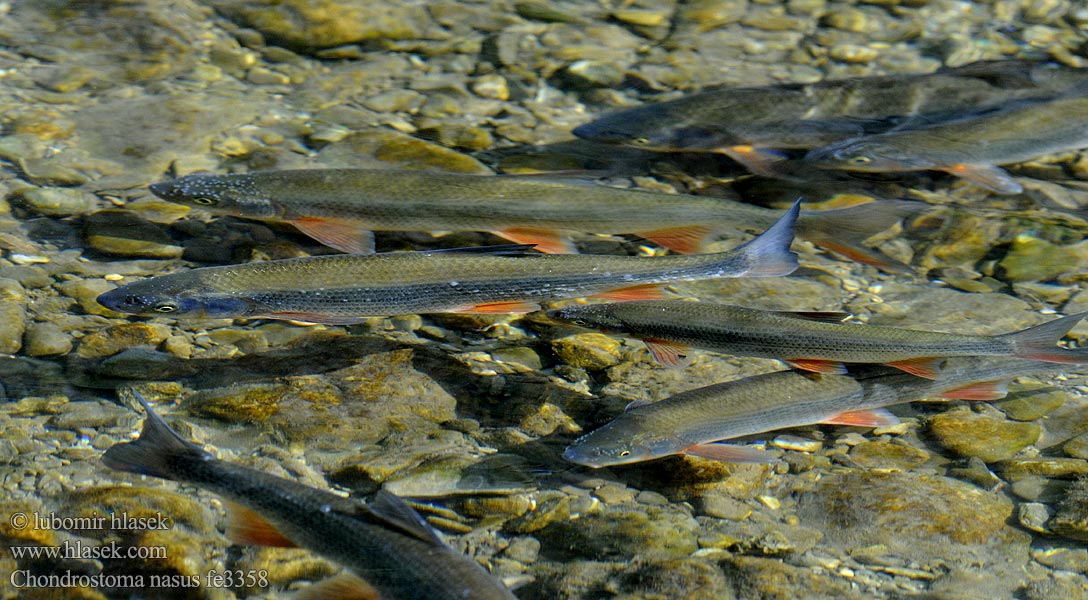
928, 409, 1041, 462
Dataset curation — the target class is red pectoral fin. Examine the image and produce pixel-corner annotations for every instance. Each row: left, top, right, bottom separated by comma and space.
591, 284, 666, 302
886, 357, 941, 380
289, 217, 376, 254
643, 338, 693, 368
719, 145, 789, 177
786, 358, 848, 375
454, 300, 541, 314
225, 502, 297, 548
809, 238, 912, 274
821, 408, 899, 427
944, 164, 1022, 195
638, 225, 714, 254
939, 380, 1009, 401
493, 227, 577, 255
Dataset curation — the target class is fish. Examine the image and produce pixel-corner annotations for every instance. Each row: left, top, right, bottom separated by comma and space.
546, 301, 1088, 379
802, 89, 1088, 194
103, 392, 517, 600
148, 168, 911, 262
94, 203, 799, 324
572, 60, 1088, 176
562, 356, 1063, 467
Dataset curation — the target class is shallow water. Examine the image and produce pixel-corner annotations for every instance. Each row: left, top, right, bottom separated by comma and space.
2, 1, 1088, 599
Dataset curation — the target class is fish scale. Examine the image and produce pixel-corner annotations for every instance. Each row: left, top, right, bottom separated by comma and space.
563, 356, 1064, 467
149, 167, 913, 261
104, 394, 516, 599
548, 300, 1088, 377
96, 204, 800, 323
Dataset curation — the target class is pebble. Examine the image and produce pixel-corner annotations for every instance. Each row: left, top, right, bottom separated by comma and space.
0, 278, 27, 354
1018, 502, 1052, 534
56, 278, 124, 317
928, 409, 1041, 462
998, 234, 1088, 283
849, 440, 930, 470
1000, 458, 1088, 481
993, 383, 1066, 421
83, 211, 184, 259
550, 333, 623, 370
76, 323, 172, 358
1049, 479, 1088, 542
23, 322, 73, 357
12, 187, 93, 217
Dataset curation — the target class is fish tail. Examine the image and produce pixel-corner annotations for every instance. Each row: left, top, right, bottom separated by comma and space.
102, 391, 211, 480
1004, 312, 1088, 364
731, 199, 800, 277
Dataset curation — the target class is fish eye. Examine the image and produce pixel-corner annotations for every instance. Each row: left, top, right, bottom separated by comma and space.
152, 302, 179, 313
570, 318, 591, 327
632, 137, 651, 146
848, 156, 872, 165
619, 450, 631, 457
191, 196, 218, 206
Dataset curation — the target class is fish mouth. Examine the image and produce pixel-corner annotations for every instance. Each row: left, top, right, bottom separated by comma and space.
562, 446, 604, 468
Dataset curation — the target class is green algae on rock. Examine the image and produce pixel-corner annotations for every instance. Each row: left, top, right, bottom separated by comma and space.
928, 409, 1041, 463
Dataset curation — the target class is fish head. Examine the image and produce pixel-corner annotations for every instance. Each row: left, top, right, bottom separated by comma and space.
97, 276, 255, 319
574, 104, 730, 152
546, 304, 630, 334
149, 175, 279, 219
562, 418, 682, 468
804, 138, 937, 172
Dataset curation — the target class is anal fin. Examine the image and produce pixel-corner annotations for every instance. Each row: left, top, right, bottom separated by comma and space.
591, 283, 666, 302
786, 358, 848, 375
939, 380, 1009, 401
944, 164, 1023, 195
225, 501, 297, 548
886, 357, 941, 380
454, 300, 540, 314
822, 408, 898, 427
638, 225, 714, 254
493, 227, 576, 255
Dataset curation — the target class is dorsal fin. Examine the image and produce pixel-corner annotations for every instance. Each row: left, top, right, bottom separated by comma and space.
775, 310, 852, 323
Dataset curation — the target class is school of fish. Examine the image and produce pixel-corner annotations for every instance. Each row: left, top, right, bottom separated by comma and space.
98, 58, 1088, 597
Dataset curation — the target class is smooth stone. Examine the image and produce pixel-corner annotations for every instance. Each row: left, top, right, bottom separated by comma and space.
1064, 433, 1088, 459
13, 187, 93, 216
46, 400, 129, 430
998, 234, 1088, 283
533, 502, 699, 560
993, 383, 1066, 421
83, 211, 184, 259
416, 122, 494, 151
799, 471, 1013, 546
929, 409, 1041, 462
76, 323, 172, 358
1049, 479, 1088, 542
1018, 502, 1052, 534
23, 322, 72, 357
519, 402, 580, 437
699, 494, 753, 520
999, 458, 1088, 481
1032, 547, 1088, 573
551, 333, 623, 371
206, 0, 440, 49
727, 556, 866, 599
848, 440, 930, 470
564, 60, 626, 88
56, 278, 123, 317
0, 278, 27, 354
